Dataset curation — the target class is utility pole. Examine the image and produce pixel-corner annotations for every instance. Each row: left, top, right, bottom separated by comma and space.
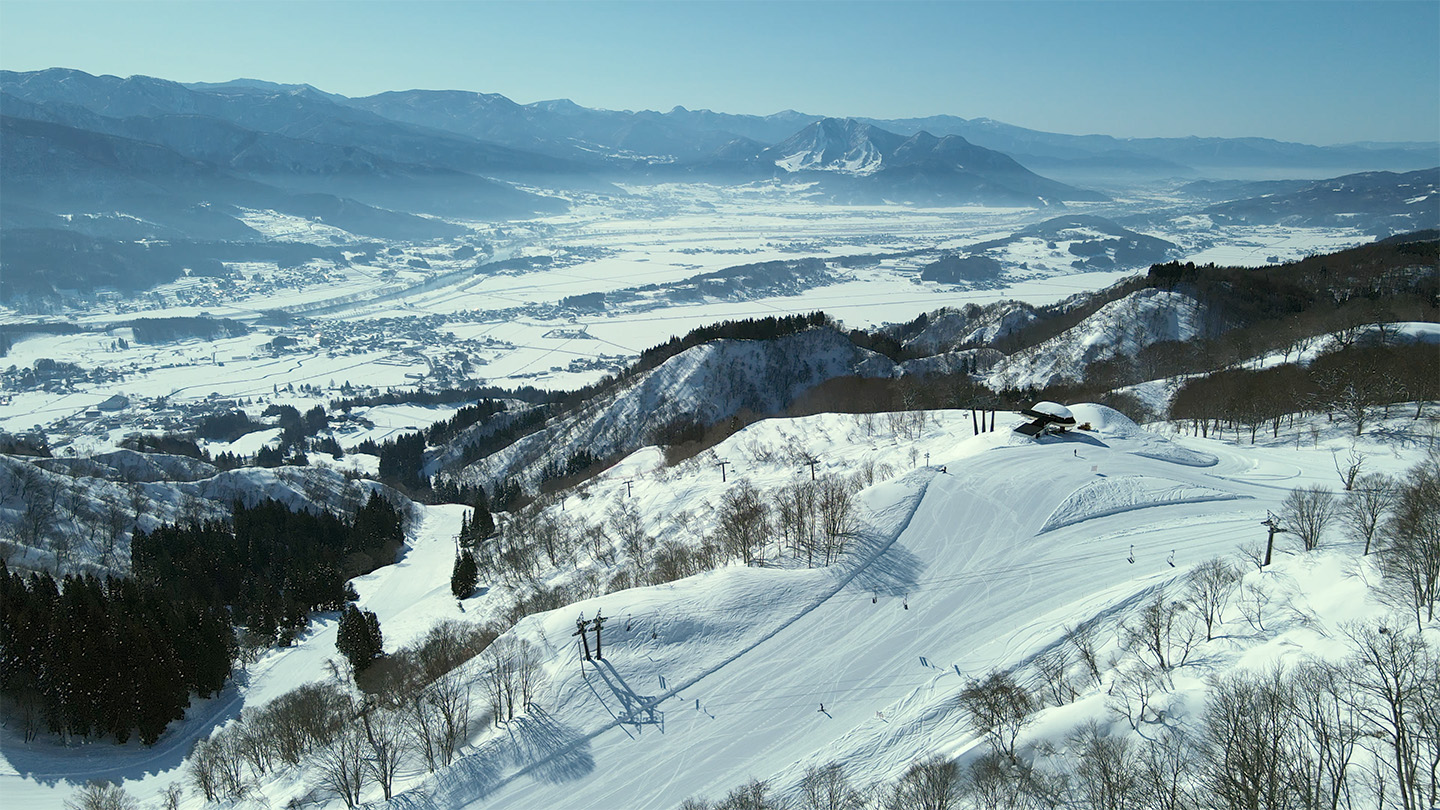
623, 480, 633, 498
925, 451, 930, 467
1261, 511, 1288, 567
806, 457, 819, 480
592, 609, 606, 660
716, 461, 728, 482
574, 612, 592, 665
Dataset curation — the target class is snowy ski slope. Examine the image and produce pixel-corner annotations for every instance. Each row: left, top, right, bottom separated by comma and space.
2, 404, 1433, 808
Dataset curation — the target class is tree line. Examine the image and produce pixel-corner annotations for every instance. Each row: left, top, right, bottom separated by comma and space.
132, 493, 405, 647
0, 493, 407, 747
0, 562, 234, 745
1168, 342, 1440, 441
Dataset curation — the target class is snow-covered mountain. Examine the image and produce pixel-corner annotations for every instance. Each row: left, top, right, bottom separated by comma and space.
758, 118, 1105, 205
768, 118, 902, 175
986, 287, 1207, 390
455, 327, 897, 490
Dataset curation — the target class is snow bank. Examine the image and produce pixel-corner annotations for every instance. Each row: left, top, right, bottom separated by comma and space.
1039, 474, 1244, 533
1070, 403, 1217, 466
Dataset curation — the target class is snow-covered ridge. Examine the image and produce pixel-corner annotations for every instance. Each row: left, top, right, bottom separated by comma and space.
0, 454, 405, 573
899, 301, 1039, 355
987, 288, 1207, 390
457, 327, 897, 489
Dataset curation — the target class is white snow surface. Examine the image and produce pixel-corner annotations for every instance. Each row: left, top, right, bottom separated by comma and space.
4, 403, 1435, 809
1039, 475, 1242, 534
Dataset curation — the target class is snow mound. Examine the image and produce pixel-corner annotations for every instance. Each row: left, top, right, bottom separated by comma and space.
1069, 403, 1141, 437
1039, 474, 1245, 534
1070, 403, 1217, 467
1031, 401, 1074, 421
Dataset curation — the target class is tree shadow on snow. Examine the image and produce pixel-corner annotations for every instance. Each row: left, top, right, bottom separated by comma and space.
404, 706, 595, 808
847, 527, 925, 598
0, 670, 256, 789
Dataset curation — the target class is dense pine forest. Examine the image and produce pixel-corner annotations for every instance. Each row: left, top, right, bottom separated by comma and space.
0, 494, 406, 745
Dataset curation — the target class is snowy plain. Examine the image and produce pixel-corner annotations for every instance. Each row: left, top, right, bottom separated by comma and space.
0, 183, 1375, 454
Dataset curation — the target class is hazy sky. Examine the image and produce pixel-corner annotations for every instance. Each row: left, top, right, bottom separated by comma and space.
2, 0, 1437, 146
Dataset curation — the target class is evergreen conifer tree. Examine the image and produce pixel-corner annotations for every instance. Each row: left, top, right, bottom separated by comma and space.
336, 605, 383, 672
450, 551, 478, 599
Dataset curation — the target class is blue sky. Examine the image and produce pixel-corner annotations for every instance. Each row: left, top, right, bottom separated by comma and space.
1, 0, 1437, 145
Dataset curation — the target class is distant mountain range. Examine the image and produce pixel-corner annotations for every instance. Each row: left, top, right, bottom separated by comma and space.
2, 67, 1437, 300
1204, 169, 1439, 231
346, 84, 1439, 181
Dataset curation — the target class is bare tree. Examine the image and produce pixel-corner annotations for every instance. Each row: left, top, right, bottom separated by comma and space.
1281, 485, 1338, 551
1033, 645, 1078, 706
1333, 448, 1368, 492
796, 762, 869, 810
204, 727, 248, 800
359, 706, 406, 801
959, 670, 1039, 761
1107, 660, 1169, 731
716, 778, 786, 810
1287, 660, 1362, 810
15, 464, 57, 554
1342, 621, 1437, 810
401, 687, 445, 773
1137, 729, 1201, 810
1069, 720, 1142, 810
1238, 540, 1269, 573
1341, 473, 1394, 556
313, 722, 368, 808
515, 638, 543, 711
608, 499, 653, 572
262, 682, 350, 766
187, 736, 221, 802
1063, 622, 1104, 688
816, 475, 857, 566
1378, 457, 1440, 624
1187, 557, 1242, 641
479, 635, 541, 724
886, 756, 961, 810
63, 781, 138, 810
1122, 584, 1201, 672
1200, 666, 1297, 810
99, 494, 128, 569
159, 783, 183, 810
428, 668, 473, 767
715, 480, 770, 565
963, 751, 1059, 810
233, 709, 275, 779
1238, 580, 1273, 632
774, 480, 817, 564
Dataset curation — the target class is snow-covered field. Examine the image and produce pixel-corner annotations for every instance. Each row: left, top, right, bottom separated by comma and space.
4, 401, 1433, 808
0, 185, 1375, 456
